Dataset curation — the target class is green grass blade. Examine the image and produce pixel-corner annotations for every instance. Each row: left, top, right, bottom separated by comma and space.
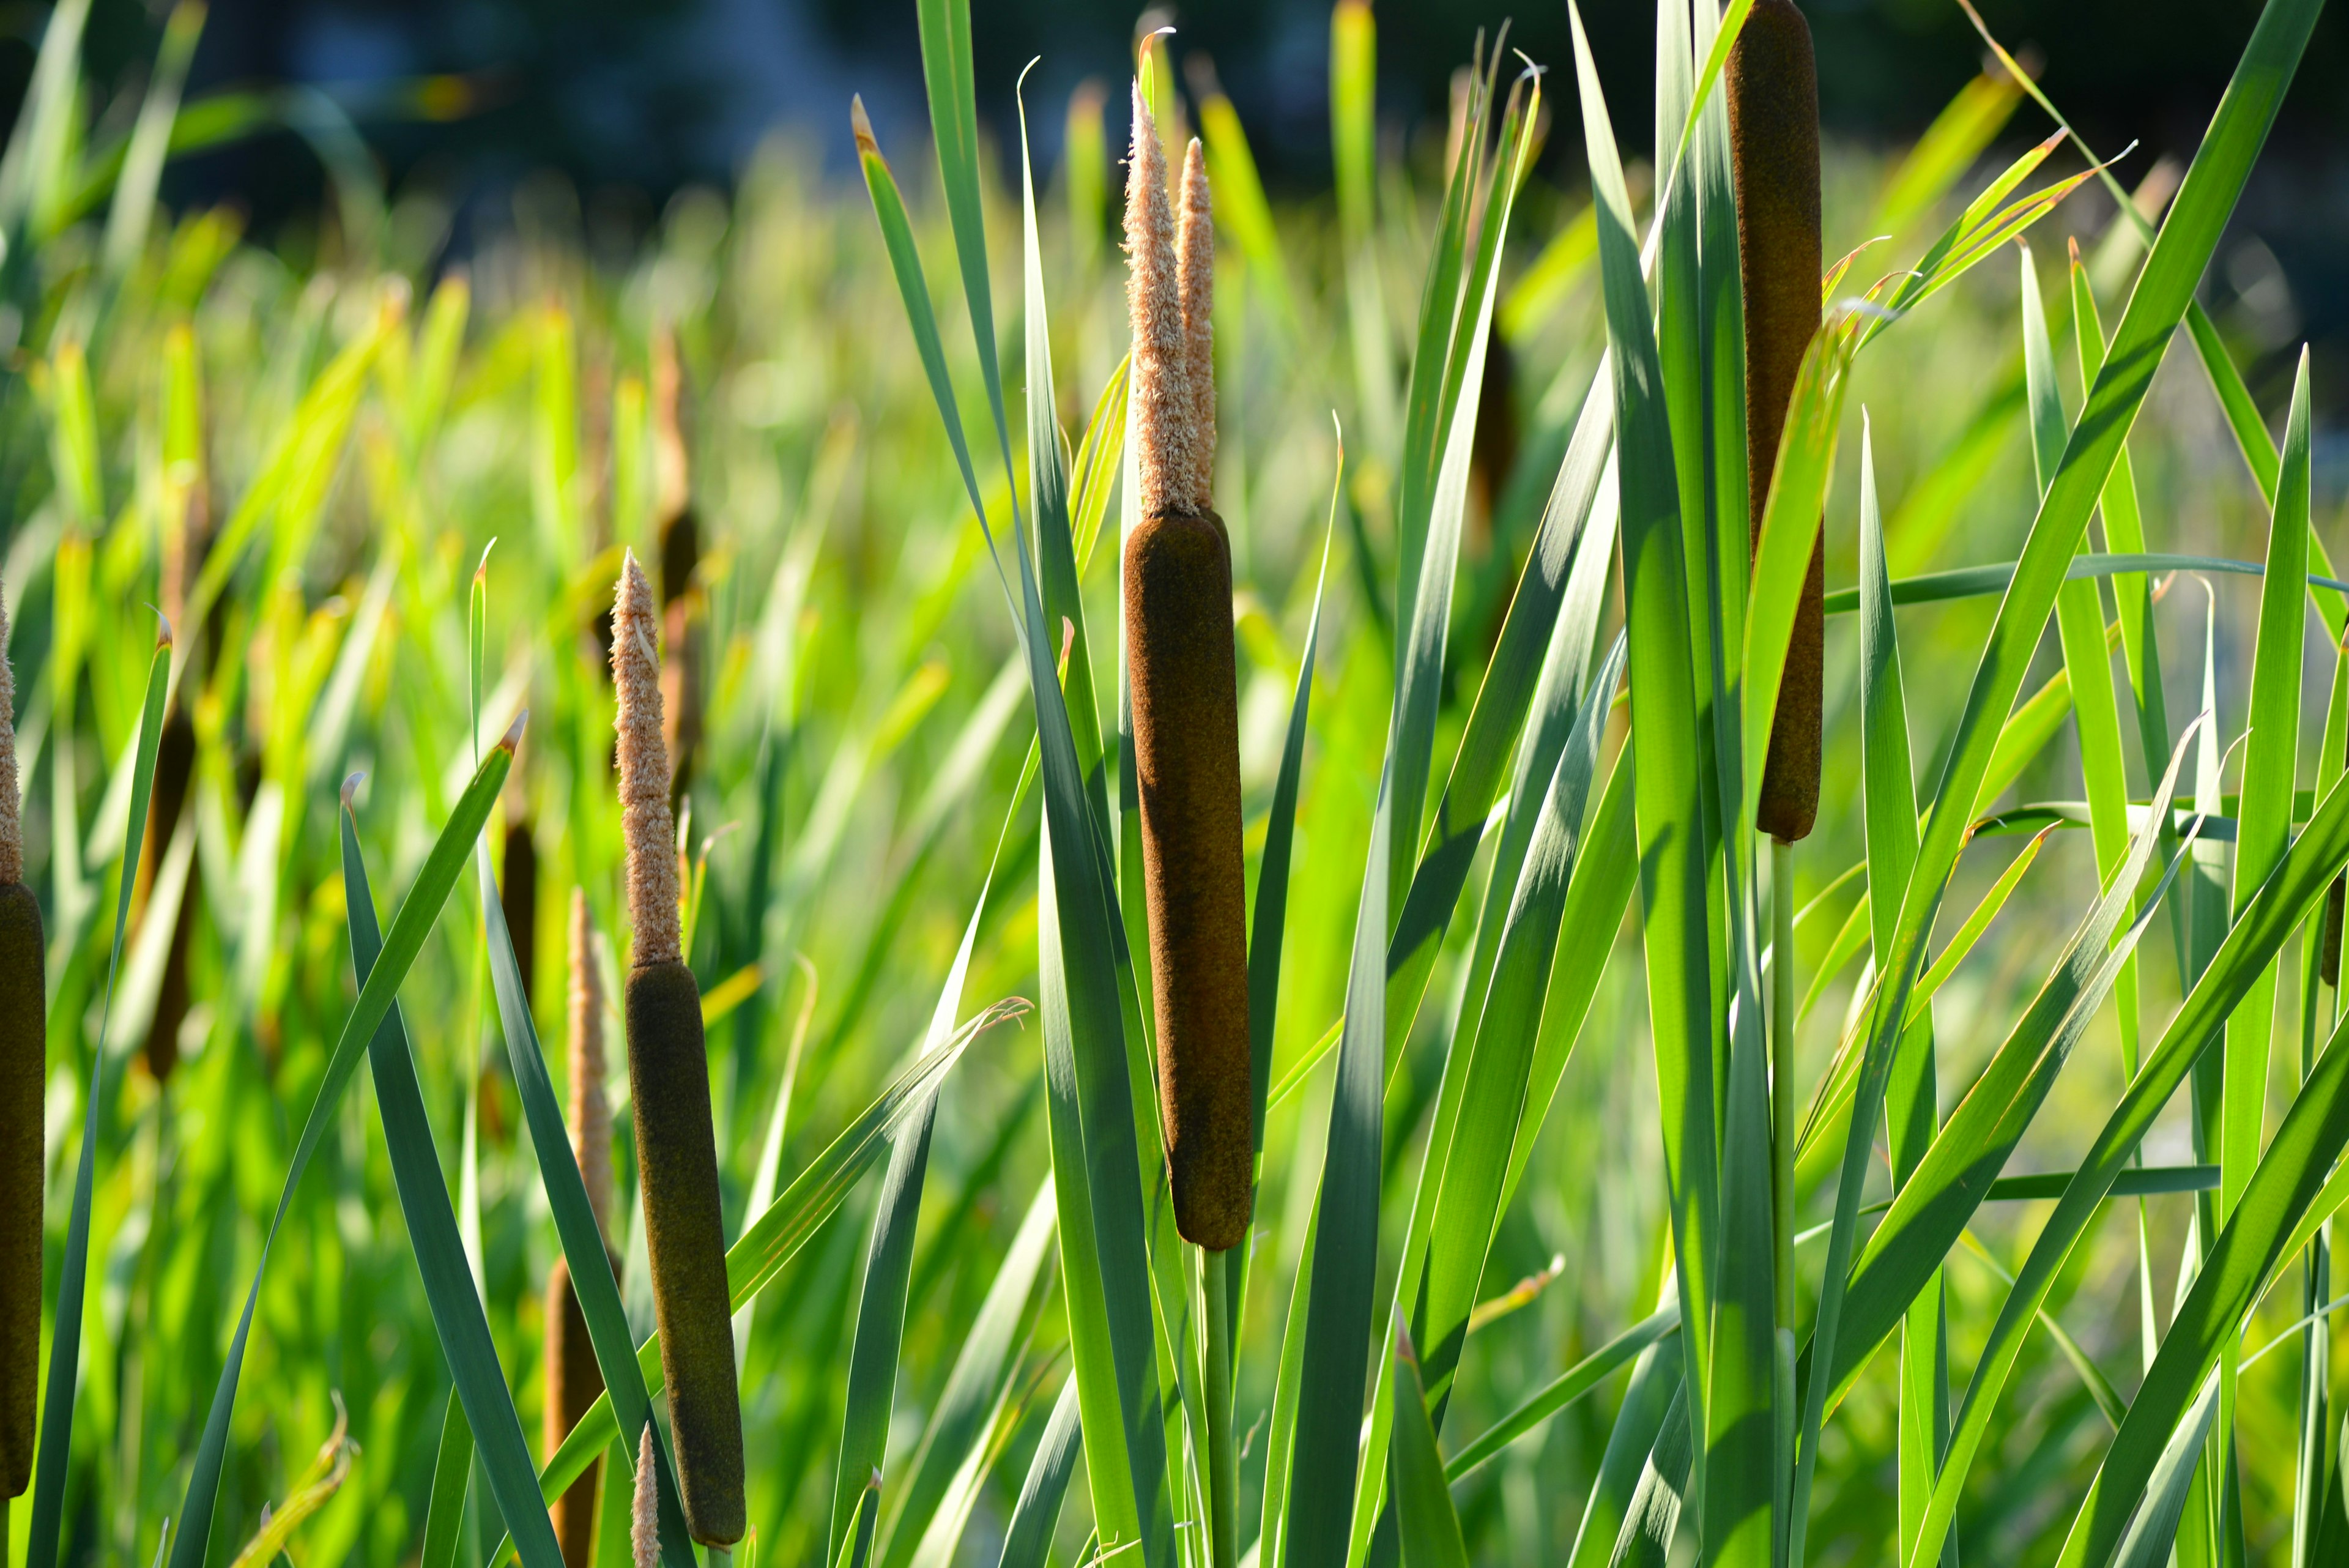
877, 1186, 1054, 1568
1570, 0, 1721, 1466
1908, 748, 2349, 1568
1565, 1326, 1684, 1568
2108, 1372, 2224, 1568
1608, 1383, 1693, 1567
995, 1378, 1082, 1568
166, 716, 516, 1568
2056, 1002, 2349, 1568
828, 883, 990, 1563
418, 1395, 474, 1568
343, 797, 568, 1568
1386, 1331, 1468, 1568
1445, 1301, 1682, 1482
26, 632, 168, 1568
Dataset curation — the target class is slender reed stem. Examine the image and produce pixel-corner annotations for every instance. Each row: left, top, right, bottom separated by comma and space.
1201, 1246, 1238, 1568
1772, 836, 1796, 1333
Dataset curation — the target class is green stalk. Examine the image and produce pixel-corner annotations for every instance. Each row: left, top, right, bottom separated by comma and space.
1201, 1247, 1238, 1568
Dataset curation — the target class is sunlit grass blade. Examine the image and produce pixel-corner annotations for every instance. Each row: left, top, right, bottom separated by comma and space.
24, 628, 166, 1568
1565, 1326, 1684, 1568
1444, 1300, 1682, 1482
1386, 1329, 1468, 1568
827, 872, 991, 1564
1570, 0, 1721, 1478
993, 1378, 1082, 1568
2054, 1000, 2349, 1568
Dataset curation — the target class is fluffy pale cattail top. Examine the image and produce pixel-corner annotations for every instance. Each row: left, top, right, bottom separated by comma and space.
1126, 84, 1204, 518
0, 583, 18, 885
1176, 139, 1215, 502
632, 1421, 659, 1568
568, 888, 615, 1236
613, 554, 681, 965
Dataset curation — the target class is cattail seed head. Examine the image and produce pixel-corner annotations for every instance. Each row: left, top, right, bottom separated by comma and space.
1729, 0, 1824, 844
614, 554, 682, 967
1121, 97, 1252, 1251
611, 555, 740, 1542
0, 582, 40, 1498
139, 708, 199, 1081
1176, 138, 1216, 510
568, 889, 615, 1236
632, 1422, 659, 1568
1126, 84, 1200, 520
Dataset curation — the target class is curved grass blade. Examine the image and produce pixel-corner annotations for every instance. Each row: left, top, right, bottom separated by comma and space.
2054, 1003, 2349, 1568
828, 870, 993, 1564
1444, 1301, 1682, 1482
2108, 1371, 2223, 1568
1565, 1322, 1683, 1568
166, 713, 519, 1568
25, 628, 169, 1568
1821, 552, 2349, 615
1387, 1330, 1468, 1568
344, 793, 569, 1568
418, 1395, 473, 1568
994, 1377, 1082, 1568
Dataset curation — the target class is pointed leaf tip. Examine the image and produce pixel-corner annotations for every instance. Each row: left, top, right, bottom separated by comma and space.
474, 537, 497, 584
341, 773, 366, 812
851, 95, 876, 154
147, 603, 174, 648
499, 708, 527, 753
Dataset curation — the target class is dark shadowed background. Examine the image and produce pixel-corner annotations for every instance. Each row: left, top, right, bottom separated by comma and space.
10, 0, 2345, 411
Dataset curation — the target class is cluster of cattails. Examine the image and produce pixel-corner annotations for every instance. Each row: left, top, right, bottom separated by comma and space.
611, 552, 742, 1545
652, 330, 704, 816
1124, 83, 1252, 1252
0, 584, 42, 1506
1729, 0, 1824, 845
545, 893, 614, 1567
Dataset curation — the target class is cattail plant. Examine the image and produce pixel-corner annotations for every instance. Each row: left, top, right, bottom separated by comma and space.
138, 707, 198, 1080
631, 1421, 659, 1568
1123, 86, 1251, 1255
0, 585, 40, 1504
502, 803, 540, 1011
612, 552, 742, 1546
1729, 0, 1824, 845
544, 891, 614, 1567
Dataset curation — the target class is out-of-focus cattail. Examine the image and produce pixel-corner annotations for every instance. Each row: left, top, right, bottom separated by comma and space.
631, 1421, 659, 1568
651, 329, 703, 812
0, 583, 44, 1499
1123, 90, 1252, 1252
612, 554, 741, 1545
138, 707, 198, 1080
545, 891, 615, 1567
543, 1257, 602, 1568
503, 804, 540, 1011
1729, 0, 1824, 845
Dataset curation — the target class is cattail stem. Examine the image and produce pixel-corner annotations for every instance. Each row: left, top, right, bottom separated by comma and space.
0, 584, 40, 1501
1730, 0, 1824, 845
1201, 1248, 1239, 1568
1125, 87, 1252, 1252
613, 555, 741, 1546
547, 890, 615, 1567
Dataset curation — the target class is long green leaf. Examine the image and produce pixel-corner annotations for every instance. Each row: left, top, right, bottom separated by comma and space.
166, 714, 520, 1568
26, 631, 168, 1568
1387, 1331, 1468, 1568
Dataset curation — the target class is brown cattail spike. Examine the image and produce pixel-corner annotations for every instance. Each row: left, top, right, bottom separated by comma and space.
139, 707, 198, 1080
569, 889, 615, 1235
544, 1258, 604, 1568
503, 808, 540, 1010
1729, 0, 1824, 844
612, 555, 741, 1545
546, 891, 616, 1567
0, 581, 42, 1499
1123, 92, 1252, 1252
